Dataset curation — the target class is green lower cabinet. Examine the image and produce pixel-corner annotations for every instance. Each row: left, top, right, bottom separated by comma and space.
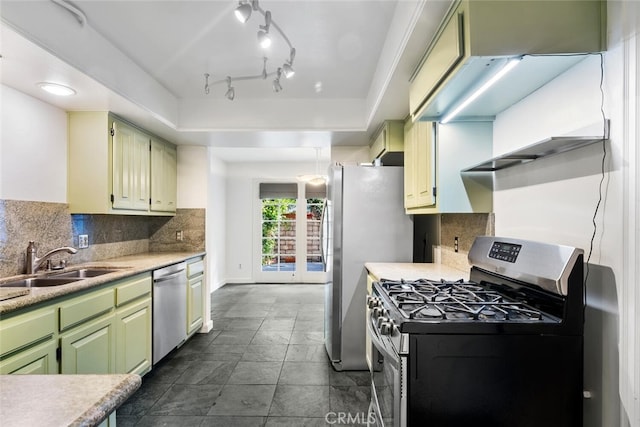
0, 339, 58, 374
187, 273, 204, 335
97, 412, 116, 427
115, 297, 152, 375
60, 314, 116, 374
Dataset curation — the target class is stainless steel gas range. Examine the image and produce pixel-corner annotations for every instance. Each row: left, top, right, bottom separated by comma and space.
366, 236, 585, 427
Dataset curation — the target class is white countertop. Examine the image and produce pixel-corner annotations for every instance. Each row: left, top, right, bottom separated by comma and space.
365, 262, 469, 282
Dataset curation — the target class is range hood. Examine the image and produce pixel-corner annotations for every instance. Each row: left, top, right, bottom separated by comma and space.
418, 54, 587, 122
462, 120, 610, 172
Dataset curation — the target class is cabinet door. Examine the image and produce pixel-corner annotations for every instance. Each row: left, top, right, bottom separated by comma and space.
414, 121, 436, 207
187, 274, 204, 335
60, 314, 116, 374
403, 120, 417, 209
409, 10, 465, 117
132, 131, 151, 211
116, 297, 152, 375
0, 339, 58, 374
150, 139, 177, 213
112, 120, 149, 211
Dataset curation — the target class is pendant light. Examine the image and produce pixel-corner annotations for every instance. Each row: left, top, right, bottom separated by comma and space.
297, 148, 327, 186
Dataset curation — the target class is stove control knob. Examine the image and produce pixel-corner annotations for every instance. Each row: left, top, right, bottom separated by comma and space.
372, 307, 383, 318
376, 316, 389, 327
367, 297, 380, 309
380, 321, 395, 335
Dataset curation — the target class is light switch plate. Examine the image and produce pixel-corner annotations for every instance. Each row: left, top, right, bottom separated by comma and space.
78, 234, 89, 249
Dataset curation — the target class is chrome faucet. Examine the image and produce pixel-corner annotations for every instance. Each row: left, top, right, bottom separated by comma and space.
26, 241, 78, 274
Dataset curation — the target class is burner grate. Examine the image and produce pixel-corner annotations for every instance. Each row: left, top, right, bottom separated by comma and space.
379, 278, 547, 322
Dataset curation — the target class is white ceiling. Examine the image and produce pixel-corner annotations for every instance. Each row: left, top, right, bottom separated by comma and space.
0, 0, 452, 162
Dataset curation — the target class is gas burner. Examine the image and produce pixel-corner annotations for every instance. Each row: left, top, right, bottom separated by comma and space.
379, 277, 548, 323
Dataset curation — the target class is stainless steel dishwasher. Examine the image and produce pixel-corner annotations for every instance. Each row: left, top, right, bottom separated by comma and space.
153, 262, 187, 365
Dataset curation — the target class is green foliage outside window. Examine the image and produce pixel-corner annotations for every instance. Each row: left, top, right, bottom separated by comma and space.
262, 198, 296, 258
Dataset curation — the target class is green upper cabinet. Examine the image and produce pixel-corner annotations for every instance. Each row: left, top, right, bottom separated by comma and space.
68, 111, 176, 216
369, 120, 405, 166
404, 119, 436, 211
150, 138, 177, 213
112, 121, 151, 211
406, 122, 493, 214
410, 0, 606, 121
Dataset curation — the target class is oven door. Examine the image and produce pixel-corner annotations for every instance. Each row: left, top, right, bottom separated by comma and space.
366, 309, 406, 427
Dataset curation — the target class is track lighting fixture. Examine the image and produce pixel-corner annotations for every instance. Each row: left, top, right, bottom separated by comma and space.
205, 0, 296, 100
225, 77, 235, 101
273, 68, 283, 92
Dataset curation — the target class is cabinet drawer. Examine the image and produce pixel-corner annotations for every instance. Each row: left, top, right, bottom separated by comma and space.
187, 259, 204, 278
0, 306, 56, 357
409, 9, 464, 116
0, 339, 58, 374
115, 274, 152, 307
59, 288, 115, 332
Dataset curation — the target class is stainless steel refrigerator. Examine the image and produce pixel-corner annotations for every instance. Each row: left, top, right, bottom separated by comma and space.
322, 164, 413, 371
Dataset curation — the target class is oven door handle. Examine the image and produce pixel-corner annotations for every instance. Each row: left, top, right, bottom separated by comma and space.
367, 311, 399, 369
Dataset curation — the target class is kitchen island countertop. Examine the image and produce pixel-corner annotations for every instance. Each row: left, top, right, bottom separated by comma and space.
0, 374, 141, 427
0, 251, 205, 314
365, 262, 469, 282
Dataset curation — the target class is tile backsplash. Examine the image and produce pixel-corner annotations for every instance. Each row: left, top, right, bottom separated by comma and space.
0, 199, 205, 277
439, 213, 495, 271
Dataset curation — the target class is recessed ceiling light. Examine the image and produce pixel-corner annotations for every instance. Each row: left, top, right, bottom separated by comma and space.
37, 82, 76, 96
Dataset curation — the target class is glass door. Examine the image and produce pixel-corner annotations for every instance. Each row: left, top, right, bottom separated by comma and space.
256, 182, 327, 283
260, 197, 297, 274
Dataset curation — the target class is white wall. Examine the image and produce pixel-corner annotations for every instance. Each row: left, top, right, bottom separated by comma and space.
177, 145, 209, 209
331, 145, 370, 165
0, 85, 67, 202
492, 9, 637, 423
206, 150, 227, 292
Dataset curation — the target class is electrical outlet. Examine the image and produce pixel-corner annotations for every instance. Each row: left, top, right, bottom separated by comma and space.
176, 230, 184, 241
454, 236, 459, 253
78, 234, 89, 249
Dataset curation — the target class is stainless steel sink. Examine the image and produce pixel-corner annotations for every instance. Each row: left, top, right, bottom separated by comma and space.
0, 267, 127, 288
0, 277, 83, 288
49, 268, 123, 279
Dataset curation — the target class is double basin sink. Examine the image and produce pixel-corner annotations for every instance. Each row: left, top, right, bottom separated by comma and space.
0, 268, 123, 288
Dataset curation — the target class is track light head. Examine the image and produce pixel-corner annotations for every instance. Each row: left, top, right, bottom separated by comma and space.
283, 47, 295, 78
234, 2, 252, 23
258, 30, 271, 48
282, 63, 294, 79
225, 76, 235, 100
273, 68, 283, 92
258, 11, 272, 48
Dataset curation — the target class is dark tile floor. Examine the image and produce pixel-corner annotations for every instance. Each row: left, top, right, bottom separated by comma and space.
117, 284, 371, 426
